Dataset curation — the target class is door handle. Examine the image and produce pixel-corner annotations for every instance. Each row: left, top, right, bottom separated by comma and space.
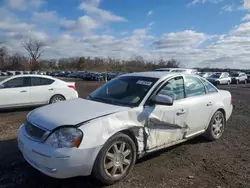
207, 102, 213, 106
48, 88, 54, 91
176, 110, 186, 116
20, 90, 27, 93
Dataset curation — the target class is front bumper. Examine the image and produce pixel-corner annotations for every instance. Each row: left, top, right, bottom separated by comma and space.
17, 125, 101, 179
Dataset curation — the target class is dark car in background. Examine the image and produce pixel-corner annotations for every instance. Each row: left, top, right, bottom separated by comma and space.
245, 72, 250, 83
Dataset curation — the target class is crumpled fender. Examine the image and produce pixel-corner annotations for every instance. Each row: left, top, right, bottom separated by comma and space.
77, 106, 146, 152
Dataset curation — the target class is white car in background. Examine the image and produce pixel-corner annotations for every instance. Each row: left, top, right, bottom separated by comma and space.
0, 75, 78, 109
17, 72, 233, 185
230, 72, 248, 84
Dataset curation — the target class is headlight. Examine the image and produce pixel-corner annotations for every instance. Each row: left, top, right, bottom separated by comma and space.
45, 127, 83, 148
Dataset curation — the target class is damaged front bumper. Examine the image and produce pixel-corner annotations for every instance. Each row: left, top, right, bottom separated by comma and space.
17, 125, 101, 178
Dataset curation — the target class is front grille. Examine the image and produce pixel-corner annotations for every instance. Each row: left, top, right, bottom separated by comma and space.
24, 121, 46, 141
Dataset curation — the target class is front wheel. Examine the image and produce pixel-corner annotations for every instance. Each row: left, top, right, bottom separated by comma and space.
204, 111, 225, 141
244, 79, 247, 84
92, 133, 137, 185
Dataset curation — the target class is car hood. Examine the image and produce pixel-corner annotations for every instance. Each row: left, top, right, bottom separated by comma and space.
27, 98, 130, 131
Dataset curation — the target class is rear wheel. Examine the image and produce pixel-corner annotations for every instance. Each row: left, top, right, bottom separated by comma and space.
204, 111, 225, 141
92, 133, 136, 185
49, 94, 65, 104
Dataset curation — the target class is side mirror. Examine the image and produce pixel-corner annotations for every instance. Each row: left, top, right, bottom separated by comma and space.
152, 94, 173, 106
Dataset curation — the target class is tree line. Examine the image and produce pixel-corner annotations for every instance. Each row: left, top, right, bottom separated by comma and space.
0, 39, 181, 72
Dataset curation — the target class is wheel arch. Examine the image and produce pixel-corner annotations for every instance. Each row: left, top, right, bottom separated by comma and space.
205, 107, 226, 130
119, 128, 139, 153
49, 94, 66, 103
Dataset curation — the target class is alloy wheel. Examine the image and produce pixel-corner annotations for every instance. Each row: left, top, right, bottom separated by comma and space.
212, 113, 224, 138
103, 141, 132, 178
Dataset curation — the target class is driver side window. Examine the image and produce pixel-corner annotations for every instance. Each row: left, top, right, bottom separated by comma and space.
157, 76, 185, 100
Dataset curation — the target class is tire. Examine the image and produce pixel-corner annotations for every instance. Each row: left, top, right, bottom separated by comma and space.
204, 111, 225, 141
92, 132, 137, 185
236, 80, 239, 85
49, 94, 65, 104
244, 80, 247, 84
227, 81, 230, 85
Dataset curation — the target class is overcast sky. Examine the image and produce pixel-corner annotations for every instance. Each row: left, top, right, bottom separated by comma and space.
0, 0, 250, 68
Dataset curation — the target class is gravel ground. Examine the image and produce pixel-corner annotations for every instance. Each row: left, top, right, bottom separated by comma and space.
0, 80, 250, 188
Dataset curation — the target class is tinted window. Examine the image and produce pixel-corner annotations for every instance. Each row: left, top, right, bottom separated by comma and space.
31, 77, 54, 86
3, 77, 31, 88
200, 79, 218, 93
157, 76, 185, 100
210, 74, 221, 78
231, 73, 239, 77
185, 76, 206, 97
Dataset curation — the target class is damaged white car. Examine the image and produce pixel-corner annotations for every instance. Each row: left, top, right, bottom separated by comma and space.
17, 72, 233, 185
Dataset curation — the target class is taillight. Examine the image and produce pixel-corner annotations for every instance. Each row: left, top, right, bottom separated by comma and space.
68, 85, 76, 90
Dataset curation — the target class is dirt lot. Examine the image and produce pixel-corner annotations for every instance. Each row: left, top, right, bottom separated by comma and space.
0, 80, 250, 188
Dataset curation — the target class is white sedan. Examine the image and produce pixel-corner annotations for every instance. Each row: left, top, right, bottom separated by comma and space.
0, 75, 78, 109
17, 72, 233, 185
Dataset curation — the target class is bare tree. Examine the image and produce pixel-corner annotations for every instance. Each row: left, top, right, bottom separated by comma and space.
22, 39, 45, 70
0, 46, 8, 69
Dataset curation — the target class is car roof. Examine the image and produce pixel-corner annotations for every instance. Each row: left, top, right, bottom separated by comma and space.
119, 71, 197, 79
6, 74, 55, 79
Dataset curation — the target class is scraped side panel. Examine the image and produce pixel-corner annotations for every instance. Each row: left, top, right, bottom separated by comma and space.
143, 105, 188, 149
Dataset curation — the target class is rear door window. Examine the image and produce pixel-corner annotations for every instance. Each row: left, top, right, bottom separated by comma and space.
31, 77, 54, 86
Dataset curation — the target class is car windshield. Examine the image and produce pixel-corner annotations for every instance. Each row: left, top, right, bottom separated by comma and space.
210, 74, 221, 78
86, 76, 158, 107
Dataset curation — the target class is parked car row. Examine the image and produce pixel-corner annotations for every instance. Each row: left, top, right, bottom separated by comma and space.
0, 70, 128, 82
198, 71, 249, 85
153, 68, 249, 85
